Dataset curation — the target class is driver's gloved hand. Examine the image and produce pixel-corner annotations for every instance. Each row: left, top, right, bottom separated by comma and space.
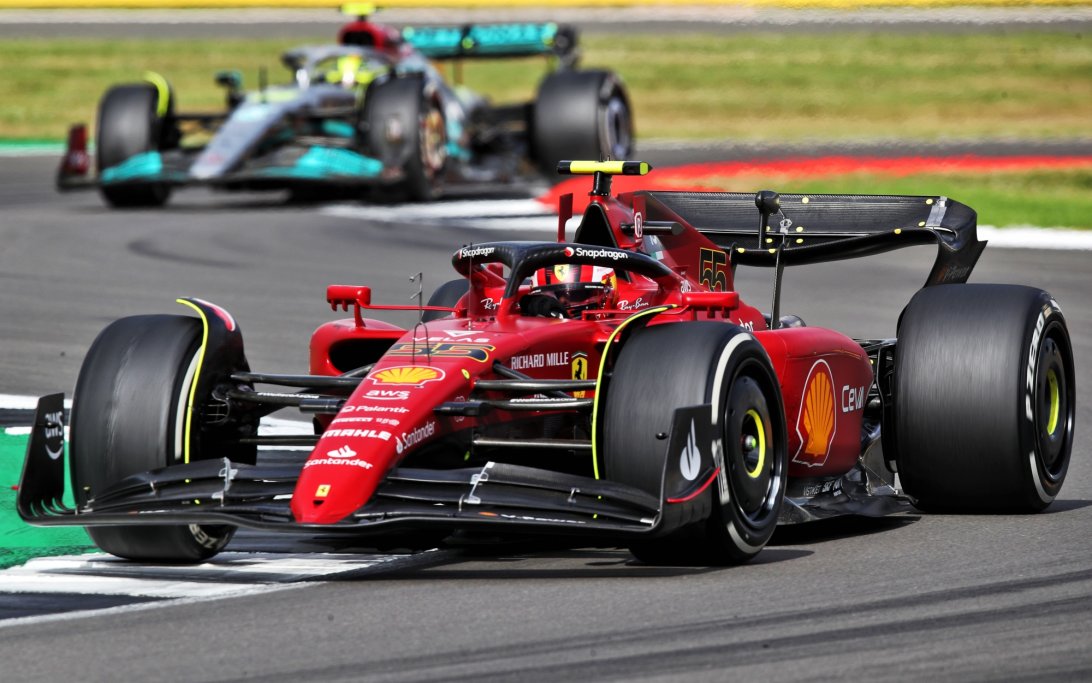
519, 294, 567, 319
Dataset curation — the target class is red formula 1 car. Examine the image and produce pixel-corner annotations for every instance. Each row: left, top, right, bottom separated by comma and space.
19, 162, 1076, 565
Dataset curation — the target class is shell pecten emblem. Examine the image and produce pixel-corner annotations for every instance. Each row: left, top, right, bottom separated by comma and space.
370, 366, 446, 387
793, 360, 836, 468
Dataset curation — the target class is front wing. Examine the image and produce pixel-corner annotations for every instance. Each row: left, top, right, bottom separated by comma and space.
17, 395, 718, 542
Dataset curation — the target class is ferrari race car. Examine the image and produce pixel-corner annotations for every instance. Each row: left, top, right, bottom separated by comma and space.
20, 161, 1076, 565
55, 7, 632, 208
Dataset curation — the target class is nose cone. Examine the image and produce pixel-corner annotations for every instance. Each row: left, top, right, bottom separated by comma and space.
291, 433, 389, 524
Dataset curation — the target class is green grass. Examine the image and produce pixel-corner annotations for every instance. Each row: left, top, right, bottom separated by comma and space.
0, 432, 93, 570
697, 169, 1092, 229
1, 31, 1089, 141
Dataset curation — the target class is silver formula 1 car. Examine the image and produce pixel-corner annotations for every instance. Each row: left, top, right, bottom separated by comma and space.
57, 9, 633, 208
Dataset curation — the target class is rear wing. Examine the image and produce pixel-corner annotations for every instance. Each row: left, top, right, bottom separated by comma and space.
404, 22, 577, 63
641, 191, 986, 286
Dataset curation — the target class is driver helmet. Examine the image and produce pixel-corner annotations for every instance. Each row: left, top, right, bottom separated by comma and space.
530, 264, 616, 318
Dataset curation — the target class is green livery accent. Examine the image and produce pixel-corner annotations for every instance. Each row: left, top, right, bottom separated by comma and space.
321, 120, 358, 139
257, 146, 383, 180
404, 23, 559, 59
101, 151, 163, 183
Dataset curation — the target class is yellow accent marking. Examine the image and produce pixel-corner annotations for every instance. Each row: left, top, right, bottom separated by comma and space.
590, 305, 676, 480
341, 2, 375, 15
316, 484, 331, 498
1047, 369, 1060, 434
176, 298, 210, 465
926, 198, 935, 205
143, 71, 170, 118
565, 160, 648, 176
461, 368, 470, 380
895, 228, 903, 235
744, 409, 767, 478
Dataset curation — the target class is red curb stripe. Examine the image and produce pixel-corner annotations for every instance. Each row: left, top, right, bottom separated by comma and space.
538, 154, 1092, 213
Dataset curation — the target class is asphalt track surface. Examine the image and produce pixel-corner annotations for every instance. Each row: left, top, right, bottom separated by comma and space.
1, 148, 1091, 680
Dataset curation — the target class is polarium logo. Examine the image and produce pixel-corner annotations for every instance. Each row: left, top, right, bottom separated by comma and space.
370, 366, 446, 387
793, 359, 836, 467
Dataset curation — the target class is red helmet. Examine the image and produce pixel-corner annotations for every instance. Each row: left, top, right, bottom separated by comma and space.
530, 264, 616, 318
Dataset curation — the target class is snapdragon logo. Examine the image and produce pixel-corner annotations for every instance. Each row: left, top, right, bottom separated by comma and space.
459, 246, 495, 259
394, 420, 437, 454
573, 247, 628, 262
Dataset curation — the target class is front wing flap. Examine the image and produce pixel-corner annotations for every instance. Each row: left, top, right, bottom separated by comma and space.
18, 396, 717, 541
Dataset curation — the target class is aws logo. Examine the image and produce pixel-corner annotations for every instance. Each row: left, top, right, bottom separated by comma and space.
369, 366, 445, 387
793, 360, 836, 468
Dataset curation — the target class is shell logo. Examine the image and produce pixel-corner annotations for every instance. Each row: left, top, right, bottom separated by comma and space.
793, 359, 836, 468
370, 366, 446, 387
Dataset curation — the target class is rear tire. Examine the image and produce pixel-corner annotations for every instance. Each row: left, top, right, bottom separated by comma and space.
96, 84, 173, 208
70, 315, 244, 562
603, 322, 787, 565
531, 70, 632, 175
895, 284, 1075, 512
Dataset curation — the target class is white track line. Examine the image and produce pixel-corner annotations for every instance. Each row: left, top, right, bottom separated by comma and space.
0, 552, 413, 598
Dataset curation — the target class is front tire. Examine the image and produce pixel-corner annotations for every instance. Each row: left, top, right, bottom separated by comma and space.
96, 83, 173, 208
365, 75, 447, 201
895, 284, 1075, 512
531, 70, 633, 175
603, 322, 787, 565
70, 315, 244, 562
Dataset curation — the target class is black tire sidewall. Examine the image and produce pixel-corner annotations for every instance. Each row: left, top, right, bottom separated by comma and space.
603, 322, 786, 563
70, 314, 233, 561
895, 284, 1074, 511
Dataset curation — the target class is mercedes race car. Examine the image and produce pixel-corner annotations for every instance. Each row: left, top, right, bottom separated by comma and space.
56, 6, 632, 208
20, 161, 1075, 566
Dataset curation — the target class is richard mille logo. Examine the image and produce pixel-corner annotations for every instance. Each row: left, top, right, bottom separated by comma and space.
680, 421, 700, 481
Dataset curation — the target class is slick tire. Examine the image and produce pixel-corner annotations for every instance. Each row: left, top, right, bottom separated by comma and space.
96, 83, 173, 208
422, 279, 468, 322
70, 315, 236, 562
895, 284, 1075, 512
603, 322, 787, 565
365, 75, 446, 201
531, 70, 633, 176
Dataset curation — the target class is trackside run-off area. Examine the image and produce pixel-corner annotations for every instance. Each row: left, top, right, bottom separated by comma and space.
0, 430, 92, 570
